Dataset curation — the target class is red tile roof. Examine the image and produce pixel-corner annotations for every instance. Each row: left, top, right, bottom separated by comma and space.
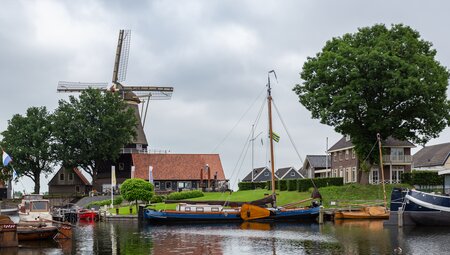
132, 154, 226, 181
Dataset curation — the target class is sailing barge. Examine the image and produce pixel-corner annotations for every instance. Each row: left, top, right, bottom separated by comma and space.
144, 71, 321, 224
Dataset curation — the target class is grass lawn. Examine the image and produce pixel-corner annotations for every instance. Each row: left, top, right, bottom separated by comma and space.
110, 183, 412, 214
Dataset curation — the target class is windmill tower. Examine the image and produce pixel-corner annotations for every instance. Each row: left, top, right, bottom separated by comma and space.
57, 30, 173, 151
57, 30, 173, 190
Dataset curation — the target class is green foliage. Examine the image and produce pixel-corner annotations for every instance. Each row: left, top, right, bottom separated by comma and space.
298, 177, 344, 192
52, 88, 137, 183
278, 180, 288, 191
166, 190, 204, 200
238, 182, 267, 191
401, 171, 443, 186
294, 24, 450, 163
1, 107, 55, 193
287, 179, 298, 191
86, 196, 123, 208
150, 195, 165, 203
120, 178, 154, 203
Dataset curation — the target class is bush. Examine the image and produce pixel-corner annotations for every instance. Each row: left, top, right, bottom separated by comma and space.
287, 179, 298, 191
166, 190, 204, 200
401, 171, 443, 186
238, 182, 267, 191
86, 196, 122, 208
278, 180, 287, 191
150, 195, 165, 203
298, 177, 344, 192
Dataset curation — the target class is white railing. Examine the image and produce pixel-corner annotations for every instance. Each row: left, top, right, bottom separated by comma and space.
382, 155, 412, 164
120, 148, 171, 154
371, 180, 402, 184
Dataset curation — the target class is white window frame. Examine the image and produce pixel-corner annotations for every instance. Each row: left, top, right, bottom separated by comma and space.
352, 149, 356, 159
352, 167, 357, 183
345, 150, 349, 160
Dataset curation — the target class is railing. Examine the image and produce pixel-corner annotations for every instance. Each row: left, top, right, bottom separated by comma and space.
371, 180, 402, 184
382, 155, 412, 164
120, 148, 171, 154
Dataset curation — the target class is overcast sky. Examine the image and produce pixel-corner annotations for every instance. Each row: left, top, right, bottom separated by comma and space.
2, 0, 450, 193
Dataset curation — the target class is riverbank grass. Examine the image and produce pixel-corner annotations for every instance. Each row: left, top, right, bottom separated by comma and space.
110, 183, 412, 214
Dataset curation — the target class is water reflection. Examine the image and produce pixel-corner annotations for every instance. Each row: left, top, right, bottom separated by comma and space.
4, 219, 450, 254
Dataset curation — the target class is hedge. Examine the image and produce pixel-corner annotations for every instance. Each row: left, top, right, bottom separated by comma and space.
165, 190, 204, 200
278, 180, 287, 191
401, 171, 443, 186
86, 196, 123, 208
287, 179, 298, 191
298, 177, 344, 192
238, 182, 267, 191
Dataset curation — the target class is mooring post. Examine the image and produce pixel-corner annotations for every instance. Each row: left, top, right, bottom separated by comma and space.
398, 208, 403, 227
319, 206, 324, 224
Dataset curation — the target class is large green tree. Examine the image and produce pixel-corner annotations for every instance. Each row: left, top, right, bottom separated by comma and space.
52, 88, 137, 185
1, 106, 55, 193
294, 24, 450, 163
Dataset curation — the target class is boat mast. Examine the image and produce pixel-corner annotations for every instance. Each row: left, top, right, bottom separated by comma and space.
267, 71, 276, 206
377, 133, 387, 208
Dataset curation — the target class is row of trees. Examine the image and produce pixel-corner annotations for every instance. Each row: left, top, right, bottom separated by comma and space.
0, 89, 137, 193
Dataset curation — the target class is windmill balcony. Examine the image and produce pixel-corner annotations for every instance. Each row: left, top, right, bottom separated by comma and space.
382, 155, 412, 164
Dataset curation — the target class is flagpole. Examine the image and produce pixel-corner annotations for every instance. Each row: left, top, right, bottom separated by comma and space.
111, 166, 116, 207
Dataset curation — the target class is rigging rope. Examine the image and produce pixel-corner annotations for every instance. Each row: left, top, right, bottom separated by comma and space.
271, 99, 305, 167
211, 86, 267, 153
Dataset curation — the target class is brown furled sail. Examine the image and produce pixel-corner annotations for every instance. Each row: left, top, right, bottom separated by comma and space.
164, 194, 275, 208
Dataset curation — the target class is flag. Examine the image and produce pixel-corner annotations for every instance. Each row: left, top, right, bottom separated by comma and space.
12, 167, 17, 180
2, 151, 12, 166
271, 132, 280, 143
149, 166, 154, 184
111, 166, 116, 186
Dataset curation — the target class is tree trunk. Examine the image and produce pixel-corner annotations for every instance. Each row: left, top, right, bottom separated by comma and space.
34, 171, 40, 194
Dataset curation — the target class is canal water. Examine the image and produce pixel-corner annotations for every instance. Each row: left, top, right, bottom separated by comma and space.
3, 219, 450, 254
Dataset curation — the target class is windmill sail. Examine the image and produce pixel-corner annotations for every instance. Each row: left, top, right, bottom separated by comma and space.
57, 29, 174, 151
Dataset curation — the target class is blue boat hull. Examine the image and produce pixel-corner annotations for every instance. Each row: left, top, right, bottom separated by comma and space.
144, 206, 319, 224
387, 188, 450, 226
144, 209, 242, 224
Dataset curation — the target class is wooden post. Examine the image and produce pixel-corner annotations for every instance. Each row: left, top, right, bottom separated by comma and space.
207, 165, 211, 189
377, 133, 388, 209
398, 208, 403, 227
200, 168, 203, 189
319, 206, 324, 224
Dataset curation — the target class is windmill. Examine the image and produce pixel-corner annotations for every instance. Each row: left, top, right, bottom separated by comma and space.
57, 30, 174, 152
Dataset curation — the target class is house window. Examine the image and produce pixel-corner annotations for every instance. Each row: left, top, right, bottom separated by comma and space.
392, 166, 404, 183
352, 167, 357, 183
345, 135, 351, 142
371, 169, 379, 184
75, 186, 80, 193
154, 181, 160, 190
345, 150, 349, 160
391, 148, 405, 162
333, 153, 337, 162
352, 149, 356, 159
339, 152, 343, 161
339, 167, 343, 178
69, 173, 74, 181
346, 168, 351, 183
165, 182, 172, 190
264, 171, 269, 176
59, 173, 65, 181
290, 171, 296, 177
